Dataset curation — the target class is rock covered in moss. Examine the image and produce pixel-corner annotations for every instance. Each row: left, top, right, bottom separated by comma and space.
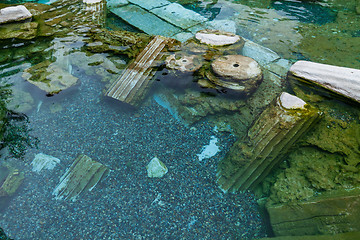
22, 60, 79, 95
0, 5, 32, 24
0, 169, 24, 197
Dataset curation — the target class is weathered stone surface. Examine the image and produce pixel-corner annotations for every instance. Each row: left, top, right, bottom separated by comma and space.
264, 58, 292, 78
288, 60, 360, 104
128, 0, 169, 10
242, 38, 280, 66
267, 188, 360, 236
258, 231, 360, 240
31, 153, 60, 173
106, 36, 176, 107
208, 55, 263, 95
0, 22, 38, 40
150, 3, 207, 29
107, 0, 129, 9
165, 53, 204, 73
110, 4, 182, 37
83, 0, 102, 4
0, 169, 24, 197
146, 157, 168, 178
195, 29, 241, 46
53, 154, 109, 201
22, 60, 79, 95
0, 5, 32, 24
217, 93, 320, 193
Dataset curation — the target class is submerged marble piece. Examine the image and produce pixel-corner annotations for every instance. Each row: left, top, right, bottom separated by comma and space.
31, 153, 60, 173
207, 55, 263, 95
53, 154, 109, 201
217, 92, 320, 193
146, 157, 168, 178
0, 170, 24, 197
197, 136, 220, 161
288, 60, 360, 103
242, 38, 280, 66
267, 188, 360, 236
0, 5, 32, 24
22, 61, 79, 95
128, 0, 169, 10
195, 29, 241, 46
106, 35, 176, 107
150, 3, 207, 29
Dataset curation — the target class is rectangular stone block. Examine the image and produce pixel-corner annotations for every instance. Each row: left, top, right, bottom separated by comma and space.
150, 3, 207, 30
128, 0, 170, 10
110, 4, 182, 37
288, 60, 360, 104
242, 38, 280, 66
267, 189, 360, 236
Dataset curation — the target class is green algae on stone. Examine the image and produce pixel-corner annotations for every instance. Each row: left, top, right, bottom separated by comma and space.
217, 93, 321, 193
0, 169, 24, 197
86, 28, 151, 58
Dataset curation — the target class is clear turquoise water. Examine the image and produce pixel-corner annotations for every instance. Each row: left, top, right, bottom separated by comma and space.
0, 0, 359, 239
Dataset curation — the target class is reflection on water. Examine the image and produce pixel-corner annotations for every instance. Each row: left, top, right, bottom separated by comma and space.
0, 0, 360, 239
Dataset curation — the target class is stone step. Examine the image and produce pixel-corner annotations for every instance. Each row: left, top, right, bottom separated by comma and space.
216, 92, 321, 193
288, 60, 360, 104
106, 35, 175, 106
110, 4, 182, 37
53, 154, 109, 201
267, 188, 360, 236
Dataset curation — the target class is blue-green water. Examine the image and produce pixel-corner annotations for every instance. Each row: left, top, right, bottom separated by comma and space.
0, 0, 360, 239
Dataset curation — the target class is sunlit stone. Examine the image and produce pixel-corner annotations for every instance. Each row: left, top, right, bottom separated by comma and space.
195, 29, 241, 46
0, 5, 32, 24
279, 92, 306, 110
146, 157, 168, 178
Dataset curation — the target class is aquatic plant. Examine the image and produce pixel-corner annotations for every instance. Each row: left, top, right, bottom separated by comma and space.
0, 82, 38, 160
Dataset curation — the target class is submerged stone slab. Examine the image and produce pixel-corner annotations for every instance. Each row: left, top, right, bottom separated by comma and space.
217, 93, 320, 193
150, 3, 207, 30
0, 5, 32, 24
31, 153, 60, 173
110, 4, 182, 37
0, 170, 24, 197
267, 188, 360, 236
128, 0, 170, 10
106, 35, 176, 106
107, 0, 128, 9
242, 39, 280, 66
53, 154, 109, 201
288, 60, 360, 104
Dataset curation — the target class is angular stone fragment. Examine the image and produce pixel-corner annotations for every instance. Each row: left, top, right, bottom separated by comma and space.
207, 55, 263, 95
195, 29, 241, 46
267, 188, 360, 236
146, 157, 168, 178
0, 169, 24, 197
53, 154, 109, 201
0, 6, 32, 24
31, 153, 60, 173
216, 92, 320, 193
288, 60, 360, 104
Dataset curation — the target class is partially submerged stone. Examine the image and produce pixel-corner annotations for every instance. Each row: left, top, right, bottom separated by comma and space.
0, 22, 38, 40
53, 154, 109, 201
267, 188, 360, 236
31, 153, 60, 173
22, 61, 78, 95
83, 0, 102, 4
207, 55, 263, 96
195, 29, 241, 46
165, 53, 204, 73
146, 157, 168, 178
0, 169, 24, 197
0, 5, 32, 24
288, 60, 360, 104
217, 92, 320, 193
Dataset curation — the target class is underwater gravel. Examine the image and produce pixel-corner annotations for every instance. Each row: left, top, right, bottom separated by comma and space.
0, 67, 266, 239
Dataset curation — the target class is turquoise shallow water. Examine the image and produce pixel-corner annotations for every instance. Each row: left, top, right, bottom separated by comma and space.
0, 0, 360, 239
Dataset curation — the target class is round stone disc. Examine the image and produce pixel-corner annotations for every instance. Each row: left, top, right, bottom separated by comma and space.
211, 55, 262, 81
